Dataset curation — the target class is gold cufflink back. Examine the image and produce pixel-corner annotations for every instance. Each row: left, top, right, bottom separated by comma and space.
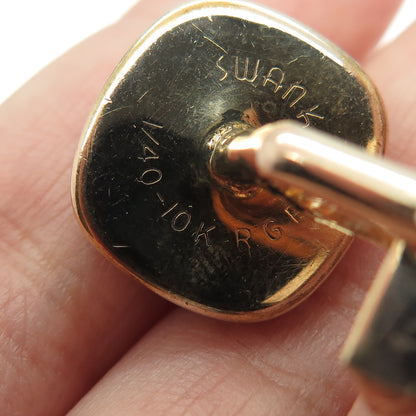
72, 0, 384, 321
72, 1, 416, 411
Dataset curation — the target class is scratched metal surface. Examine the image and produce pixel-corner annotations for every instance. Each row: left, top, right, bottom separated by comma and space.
72, 2, 385, 320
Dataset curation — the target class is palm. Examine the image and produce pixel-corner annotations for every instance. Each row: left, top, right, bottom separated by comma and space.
0, 0, 409, 415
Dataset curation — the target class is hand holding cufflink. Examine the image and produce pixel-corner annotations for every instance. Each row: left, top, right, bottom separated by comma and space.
0, 0, 412, 416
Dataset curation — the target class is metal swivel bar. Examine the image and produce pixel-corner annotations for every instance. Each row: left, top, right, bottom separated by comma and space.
215, 120, 416, 249
214, 119, 416, 413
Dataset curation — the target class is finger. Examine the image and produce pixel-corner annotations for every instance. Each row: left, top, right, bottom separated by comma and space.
364, 25, 416, 167
348, 398, 375, 416
0, 0, 401, 415
348, 396, 416, 416
259, 0, 402, 59
69, 243, 382, 416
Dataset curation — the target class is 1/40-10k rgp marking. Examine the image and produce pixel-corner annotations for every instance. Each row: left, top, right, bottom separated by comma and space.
136, 123, 217, 247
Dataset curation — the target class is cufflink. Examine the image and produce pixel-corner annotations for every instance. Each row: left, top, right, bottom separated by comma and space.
72, 1, 416, 412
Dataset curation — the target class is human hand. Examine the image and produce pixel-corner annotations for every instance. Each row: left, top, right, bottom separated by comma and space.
0, 0, 410, 415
